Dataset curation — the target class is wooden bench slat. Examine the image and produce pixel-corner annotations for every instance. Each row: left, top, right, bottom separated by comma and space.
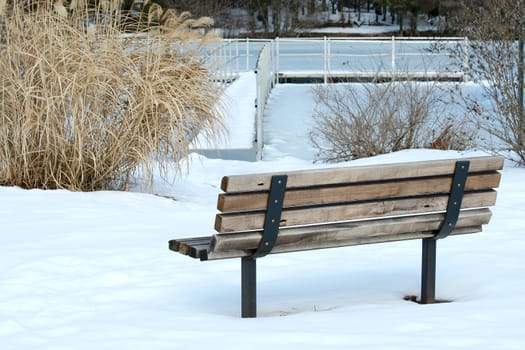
205, 225, 484, 261
180, 244, 209, 259
169, 237, 212, 258
169, 237, 210, 252
271, 226, 483, 254
187, 245, 210, 259
220, 156, 504, 193
215, 190, 497, 233
211, 208, 491, 252
218, 172, 501, 213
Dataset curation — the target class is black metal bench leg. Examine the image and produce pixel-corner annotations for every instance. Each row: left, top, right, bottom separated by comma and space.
241, 257, 257, 317
421, 238, 437, 304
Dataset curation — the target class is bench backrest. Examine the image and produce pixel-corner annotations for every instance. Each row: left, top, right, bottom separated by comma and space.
203, 156, 503, 259
216, 156, 502, 232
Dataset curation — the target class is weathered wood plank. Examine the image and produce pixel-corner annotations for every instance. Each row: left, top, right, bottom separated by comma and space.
205, 226, 483, 261
179, 243, 210, 258
172, 237, 212, 257
169, 240, 181, 252
220, 156, 504, 193
215, 190, 497, 233
211, 208, 491, 252
277, 226, 482, 253
187, 244, 210, 259
218, 172, 501, 213
169, 236, 211, 252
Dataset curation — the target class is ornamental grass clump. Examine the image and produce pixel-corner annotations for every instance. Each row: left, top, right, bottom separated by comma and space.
0, 2, 224, 191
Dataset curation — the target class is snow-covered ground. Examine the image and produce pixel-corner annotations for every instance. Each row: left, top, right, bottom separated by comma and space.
1, 72, 524, 349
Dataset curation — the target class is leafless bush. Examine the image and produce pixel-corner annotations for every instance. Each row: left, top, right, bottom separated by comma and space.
310, 81, 476, 162
448, 0, 525, 164
0, 3, 224, 190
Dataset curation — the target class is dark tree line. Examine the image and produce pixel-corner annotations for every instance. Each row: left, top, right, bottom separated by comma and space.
2, 1, 514, 37
141, 0, 473, 36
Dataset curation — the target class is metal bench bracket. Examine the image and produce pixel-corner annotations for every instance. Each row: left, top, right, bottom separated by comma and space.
434, 160, 470, 240
421, 160, 470, 304
242, 175, 287, 317
252, 174, 288, 258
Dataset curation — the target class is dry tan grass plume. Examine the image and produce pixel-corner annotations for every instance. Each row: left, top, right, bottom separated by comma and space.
0, 3, 225, 191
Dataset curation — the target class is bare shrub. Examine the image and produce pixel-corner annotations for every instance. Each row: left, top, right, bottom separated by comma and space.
310, 81, 476, 163
448, 0, 525, 164
0, 4, 224, 190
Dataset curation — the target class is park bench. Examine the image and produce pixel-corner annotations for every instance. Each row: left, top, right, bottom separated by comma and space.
169, 156, 503, 317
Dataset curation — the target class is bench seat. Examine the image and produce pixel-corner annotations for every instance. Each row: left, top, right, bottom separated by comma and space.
171, 208, 492, 260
